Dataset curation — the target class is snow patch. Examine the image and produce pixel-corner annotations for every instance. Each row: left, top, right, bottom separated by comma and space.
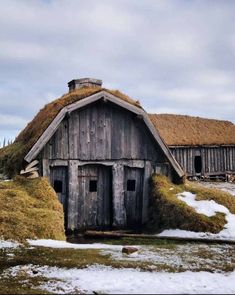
6, 264, 235, 294
27, 239, 123, 250
177, 191, 228, 217
0, 240, 20, 249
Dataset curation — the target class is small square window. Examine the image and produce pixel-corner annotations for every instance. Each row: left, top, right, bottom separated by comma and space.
54, 180, 63, 193
127, 179, 136, 191
89, 180, 97, 192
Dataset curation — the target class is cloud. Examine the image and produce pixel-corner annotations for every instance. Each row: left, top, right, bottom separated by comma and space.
0, 114, 27, 129
0, 0, 235, 144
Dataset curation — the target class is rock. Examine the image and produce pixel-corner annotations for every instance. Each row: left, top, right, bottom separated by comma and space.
122, 246, 139, 254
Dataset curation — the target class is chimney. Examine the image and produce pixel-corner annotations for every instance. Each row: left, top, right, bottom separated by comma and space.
68, 78, 102, 92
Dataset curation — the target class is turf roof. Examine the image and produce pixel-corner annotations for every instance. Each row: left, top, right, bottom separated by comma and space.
0, 87, 141, 176
16, 87, 141, 149
149, 114, 235, 146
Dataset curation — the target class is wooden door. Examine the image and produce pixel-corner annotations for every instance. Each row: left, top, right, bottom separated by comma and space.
124, 167, 144, 227
50, 166, 68, 226
77, 165, 112, 230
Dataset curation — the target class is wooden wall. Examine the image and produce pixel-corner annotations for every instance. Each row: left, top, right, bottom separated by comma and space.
41, 100, 165, 163
170, 146, 235, 176
39, 100, 169, 230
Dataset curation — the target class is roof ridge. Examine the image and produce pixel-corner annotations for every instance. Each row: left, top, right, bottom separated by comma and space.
148, 113, 234, 125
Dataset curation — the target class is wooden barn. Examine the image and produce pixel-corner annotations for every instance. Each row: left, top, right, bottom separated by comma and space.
18, 78, 184, 232
149, 114, 235, 180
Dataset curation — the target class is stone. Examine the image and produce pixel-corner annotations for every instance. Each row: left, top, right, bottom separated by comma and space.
122, 246, 139, 255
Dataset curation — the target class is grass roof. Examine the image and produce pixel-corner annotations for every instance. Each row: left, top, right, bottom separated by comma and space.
149, 114, 235, 146
0, 87, 141, 177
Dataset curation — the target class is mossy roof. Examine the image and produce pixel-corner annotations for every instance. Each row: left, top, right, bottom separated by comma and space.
0, 87, 141, 176
149, 114, 235, 146
15, 87, 141, 152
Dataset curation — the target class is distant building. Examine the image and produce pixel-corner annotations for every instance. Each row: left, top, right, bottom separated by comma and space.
150, 114, 235, 179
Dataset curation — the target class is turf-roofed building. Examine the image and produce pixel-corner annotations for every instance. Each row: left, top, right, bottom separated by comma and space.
1, 77, 234, 232
149, 114, 235, 180
4, 78, 184, 232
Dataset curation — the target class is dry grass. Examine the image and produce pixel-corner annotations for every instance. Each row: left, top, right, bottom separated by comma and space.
0, 177, 65, 242
149, 114, 235, 146
0, 87, 141, 177
148, 174, 231, 233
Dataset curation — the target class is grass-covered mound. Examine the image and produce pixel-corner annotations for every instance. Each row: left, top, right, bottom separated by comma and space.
149, 174, 235, 233
0, 176, 65, 242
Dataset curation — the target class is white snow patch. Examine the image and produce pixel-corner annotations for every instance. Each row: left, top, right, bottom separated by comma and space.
0, 240, 20, 249
158, 191, 235, 240
177, 191, 228, 217
7, 264, 235, 294
27, 239, 123, 250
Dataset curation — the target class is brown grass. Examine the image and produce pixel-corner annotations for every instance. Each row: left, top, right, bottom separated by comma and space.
149, 114, 235, 146
148, 174, 231, 233
0, 177, 65, 242
0, 87, 141, 177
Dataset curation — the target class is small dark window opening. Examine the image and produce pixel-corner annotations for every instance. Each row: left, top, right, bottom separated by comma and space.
127, 179, 136, 191
89, 180, 97, 192
194, 156, 202, 173
54, 180, 63, 193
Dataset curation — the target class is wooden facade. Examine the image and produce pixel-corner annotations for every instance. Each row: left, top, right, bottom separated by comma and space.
170, 145, 235, 178
22, 79, 184, 231
35, 98, 182, 231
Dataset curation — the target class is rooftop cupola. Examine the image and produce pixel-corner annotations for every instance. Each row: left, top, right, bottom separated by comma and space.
68, 78, 102, 92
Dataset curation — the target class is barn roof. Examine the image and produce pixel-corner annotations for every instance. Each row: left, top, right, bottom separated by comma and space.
149, 114, 235, 146
15, 87, 141, 151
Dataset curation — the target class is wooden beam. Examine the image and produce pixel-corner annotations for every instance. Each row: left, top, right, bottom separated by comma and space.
84, 230, 235, 245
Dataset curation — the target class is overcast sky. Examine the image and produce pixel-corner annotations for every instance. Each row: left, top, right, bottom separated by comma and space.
0, 0, 235, 145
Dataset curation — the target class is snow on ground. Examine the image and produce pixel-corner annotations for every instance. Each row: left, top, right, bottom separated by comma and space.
101, 243, 234, 272
158, 191, 235, 240
27, 239, 124, 250
0, 240, 20, 249
199, 181, 235, 196
6, 264, 235, 294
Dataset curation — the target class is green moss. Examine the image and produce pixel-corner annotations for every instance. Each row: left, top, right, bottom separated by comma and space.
148, 174, 230, 233
0, 177, 65, 242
